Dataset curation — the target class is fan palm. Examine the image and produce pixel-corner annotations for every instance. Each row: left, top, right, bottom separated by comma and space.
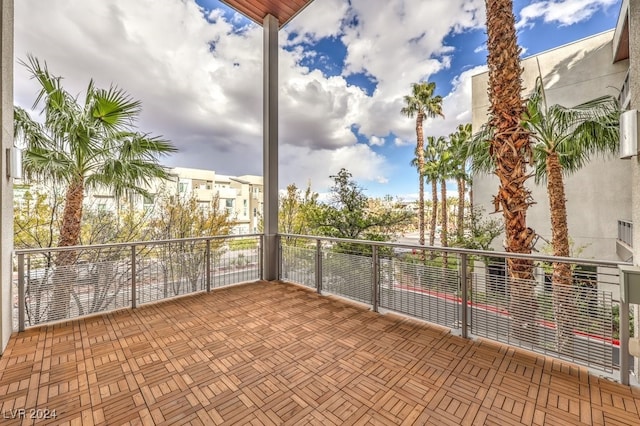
468, 78, 620, 351
448, 123, 472, 241
433, 136, 453, 267
14, 56, 177, 320
524, 77, 619, 350
401, 82, 443, 249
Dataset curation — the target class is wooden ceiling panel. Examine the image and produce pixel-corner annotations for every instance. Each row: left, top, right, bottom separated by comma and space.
221, 0, 315, 27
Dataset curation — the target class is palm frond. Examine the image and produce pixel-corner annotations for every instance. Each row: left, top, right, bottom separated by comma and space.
91, 85, 142, 131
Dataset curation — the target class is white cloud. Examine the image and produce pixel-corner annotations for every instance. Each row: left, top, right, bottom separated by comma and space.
404, 64, 488, 140
13, 0, 487, 194
394, 137, 410, 147
369, 136, 384, 146
282, 0, 348, 44
517, 0, 618, 29
337, 0, 485, 141
474, 44, 486, 54
280, 144, 389, 191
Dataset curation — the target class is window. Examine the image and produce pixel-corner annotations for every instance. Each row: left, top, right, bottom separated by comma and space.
179, 182, 188, 193
243, 200, 247, 216
143, 194, 155, 205
225, 199, 234, 214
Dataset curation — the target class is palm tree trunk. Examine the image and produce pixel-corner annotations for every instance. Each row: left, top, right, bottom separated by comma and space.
441, 179, 448, 268
49, 177, 85, 321
546, 151, 574, 353
430, 180, 438, 259
457, 178, 465, 241
416, 112, 426, 250
486, 0, 536, 343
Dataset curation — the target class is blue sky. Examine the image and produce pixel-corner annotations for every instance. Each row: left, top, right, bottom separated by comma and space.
14, 0, 623, 200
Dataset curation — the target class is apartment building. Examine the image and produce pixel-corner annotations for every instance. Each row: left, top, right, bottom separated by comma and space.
18, 166, 265, 236
471, 27, 632, 261
145, 168, 263, 235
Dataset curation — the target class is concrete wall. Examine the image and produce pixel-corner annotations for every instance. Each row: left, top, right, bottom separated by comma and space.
0, 0, 12, 353
471, 31, 631, 260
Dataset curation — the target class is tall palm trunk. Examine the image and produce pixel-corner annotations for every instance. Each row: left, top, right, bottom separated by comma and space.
457, 178, 465, 240
430, 180, 438, 259
486, 0, 536, 341
49, 177, 85, 321
546, 151, 575, 353
416, 112, 426, 248
440, 179, 448, 268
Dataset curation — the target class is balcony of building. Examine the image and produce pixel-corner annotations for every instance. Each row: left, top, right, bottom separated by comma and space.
3, 234, 640, 424
618, 219, 634, 262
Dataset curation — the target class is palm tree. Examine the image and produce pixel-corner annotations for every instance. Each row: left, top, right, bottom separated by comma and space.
523, 77, 619, 351
485, 0, 535, 340
468, 79, 620, 351
448, 123, 472, 241
424, 137, 443, 248
431, 136, 452, 266
14, 56, 177, 320
401, 82, 444, 249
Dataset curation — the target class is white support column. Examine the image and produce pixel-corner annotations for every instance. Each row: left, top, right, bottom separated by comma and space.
0, 0, 13, 353
263, 14, 278, 281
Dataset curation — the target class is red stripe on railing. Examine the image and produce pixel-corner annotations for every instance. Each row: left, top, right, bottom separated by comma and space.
393, 284, 620, 346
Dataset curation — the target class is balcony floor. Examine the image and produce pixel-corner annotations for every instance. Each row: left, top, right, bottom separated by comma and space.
1, 281, 639, 425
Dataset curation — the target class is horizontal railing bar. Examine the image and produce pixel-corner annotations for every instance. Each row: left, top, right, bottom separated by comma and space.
14, 234, 263, 255
279, 233, 631, 268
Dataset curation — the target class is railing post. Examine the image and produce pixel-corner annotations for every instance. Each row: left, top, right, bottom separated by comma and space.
259, 235, 264, 280
372, 245, 379, 313
131, 245, 137, 309
620, 299, 630, 386
315, 239, 322, 294
18, 253, 25, 332
618, 265, 640, 386
277, 234, 282, 280
206, 240, 211, 292
459, 253, 468, 338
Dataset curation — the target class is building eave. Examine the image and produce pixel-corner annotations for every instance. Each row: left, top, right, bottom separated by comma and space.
219, 0, 315, 28
613, 0, 630, 62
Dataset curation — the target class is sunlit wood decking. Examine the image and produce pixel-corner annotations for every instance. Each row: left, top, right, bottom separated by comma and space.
1, 281, 639, 425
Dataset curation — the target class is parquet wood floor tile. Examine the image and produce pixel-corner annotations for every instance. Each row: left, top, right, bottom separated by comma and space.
1, 281, 639, 425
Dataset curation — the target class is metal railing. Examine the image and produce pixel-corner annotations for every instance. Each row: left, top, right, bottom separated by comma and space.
279, 234, 635, 384
14, 234, 262, 331
12, 231, 638, 384
618, 219, 633, 247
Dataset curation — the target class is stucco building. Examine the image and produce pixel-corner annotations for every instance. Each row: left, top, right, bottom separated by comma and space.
471, 27, 633, 262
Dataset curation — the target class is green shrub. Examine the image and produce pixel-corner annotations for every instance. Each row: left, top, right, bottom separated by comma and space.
228, 238, 258, 251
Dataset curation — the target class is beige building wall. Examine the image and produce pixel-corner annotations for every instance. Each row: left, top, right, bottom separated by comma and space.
0, 0, 12, 353
471, 30, 631, 261
238, 175, 264, 233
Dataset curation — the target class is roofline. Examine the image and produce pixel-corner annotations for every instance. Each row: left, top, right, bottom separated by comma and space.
612, 0, 629, 62
279, 0, 315, 28
471, 29, 616, 79
219, 0, 316, 29
229, 177, 251, 184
